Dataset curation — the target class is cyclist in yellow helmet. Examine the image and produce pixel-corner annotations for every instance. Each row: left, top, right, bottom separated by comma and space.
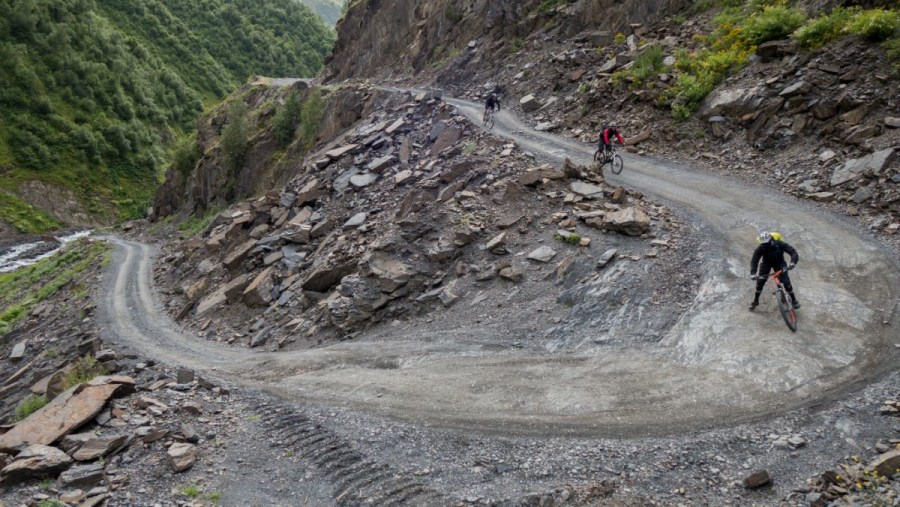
749, 231, 800, 311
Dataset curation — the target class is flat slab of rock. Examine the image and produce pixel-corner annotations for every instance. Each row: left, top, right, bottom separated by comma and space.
520, 94, 540, 112
166, 442, 197, 472
485, 232, 508, 254
58, 463, 105, 489
570, 181, 604, 199
72, 435, 127, 461
831, 148, 895, 187
325, 144, 358, 160
367, 155, 396, 173
527, 246, 558, 263
871, 450, 900, 477
9, 341, 26, 362
343, 212, 368, 229
597, 249, 618, 268
0, 444, 72, 485
743, 470, 771, 489
350, 173, 378, 189
0, 383, 123, 453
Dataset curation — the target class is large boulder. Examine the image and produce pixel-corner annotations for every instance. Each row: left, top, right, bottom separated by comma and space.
698, 87, 764, 119
367, 253, 413, 292
603, 207, 651, 236
831, 148, 895, 187
520, 94, 540, 112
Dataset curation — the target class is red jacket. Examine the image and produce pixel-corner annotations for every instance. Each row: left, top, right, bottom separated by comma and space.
603, 128, 624, 145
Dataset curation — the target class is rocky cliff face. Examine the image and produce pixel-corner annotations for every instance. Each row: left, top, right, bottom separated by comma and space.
153, 80, 387, 218
326, 0, 688, 81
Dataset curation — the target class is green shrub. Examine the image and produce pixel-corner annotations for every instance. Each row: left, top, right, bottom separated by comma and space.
510, 37, 524, 54
63, 356, 108, 389
554, 232, 581, 245
273, 91, 301, 147
629, 44, 665, 83
614, 32, 626, 44
178, 206, 221, 237
299, 89, 324, 149
743, 5, 807, 44
15, 395, 48, 421
793, 7, 859, 48
847, 9, 900, 42
172, 135, 200, 177
220, 101, 248, 171
445, 5, 463, 23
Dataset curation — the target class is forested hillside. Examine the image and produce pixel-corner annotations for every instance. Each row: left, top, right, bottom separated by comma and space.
0, 0, 334, 233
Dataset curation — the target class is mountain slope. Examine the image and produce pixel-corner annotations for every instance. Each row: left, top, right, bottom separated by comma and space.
0, 0, 334, 234
300, 0, 345, 25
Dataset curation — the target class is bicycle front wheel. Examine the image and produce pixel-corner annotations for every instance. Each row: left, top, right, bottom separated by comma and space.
610, 154, 624, 174
776, 289, 797, 332
488, 114, 495, 129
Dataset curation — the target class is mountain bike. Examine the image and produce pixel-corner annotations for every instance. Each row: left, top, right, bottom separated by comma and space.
593, 143, 624, 175
482, 108, 496, 129
766, 268, 798, 332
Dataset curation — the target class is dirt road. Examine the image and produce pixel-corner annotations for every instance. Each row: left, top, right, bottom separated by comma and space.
98, 96, 900, 437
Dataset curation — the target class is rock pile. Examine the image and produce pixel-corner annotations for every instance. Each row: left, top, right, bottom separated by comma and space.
154, 92, 676, 350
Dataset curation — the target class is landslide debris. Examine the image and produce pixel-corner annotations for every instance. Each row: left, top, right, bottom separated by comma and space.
149, 87, 686, 351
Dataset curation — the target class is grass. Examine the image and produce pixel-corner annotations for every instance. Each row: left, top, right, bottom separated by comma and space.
617, 44, 666, 86
178, 206, 222, 237
14, 395, 48, 422
180, 483, 202, 498
246, 413, 262, 422
209, 491, 223, 504
63, 356, 108, 389
0, 191, 63, 233
0, 238, 110, 336
463, 141, 477, 155
793, 6, 860, 48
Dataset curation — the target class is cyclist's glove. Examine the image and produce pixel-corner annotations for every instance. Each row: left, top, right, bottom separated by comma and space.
750, 274, 759, 280
787, 263, 795, 270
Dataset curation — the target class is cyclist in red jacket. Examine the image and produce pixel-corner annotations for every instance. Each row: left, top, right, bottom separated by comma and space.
599, 122, 624, 158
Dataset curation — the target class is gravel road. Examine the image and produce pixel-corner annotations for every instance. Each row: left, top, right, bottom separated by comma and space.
97, 96, 900, 438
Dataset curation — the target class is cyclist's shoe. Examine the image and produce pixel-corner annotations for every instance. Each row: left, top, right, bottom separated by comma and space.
748, 301, 759, 311
792, 301, 801, 310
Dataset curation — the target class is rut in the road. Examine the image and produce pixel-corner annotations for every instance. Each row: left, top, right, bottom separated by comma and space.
252, 401, 451, 506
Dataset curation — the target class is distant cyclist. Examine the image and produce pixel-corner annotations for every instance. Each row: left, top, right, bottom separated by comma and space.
483, 93, 501, 123
749, 231, 800, 311
599, 122, 624, 159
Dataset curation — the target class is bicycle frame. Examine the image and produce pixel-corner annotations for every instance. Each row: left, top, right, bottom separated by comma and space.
769, 269, 797, 332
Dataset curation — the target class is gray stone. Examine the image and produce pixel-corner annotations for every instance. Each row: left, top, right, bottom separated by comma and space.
807, 192, 835, 202
250, 328, 271, 348
385, 118, 405, 134
58, 463, 104, 489
831, 148, 896, 186
527, 246, 558, 263
166, 442, 196, 473
885, 116, 900, 128
176, 368, 194, 385
429, 121, 446, 142
819, 150, 836, 162
797, 180, 820, 193
368, 253, 413, 292
598, 58, 618, 73
343, 212, 368, 229
663, 55, 676, 66
603, 207, 651, 236
871, 450, 900, 477
279, 192, 297, 208
699, 87, 764, 118
0, 445, 72, 485
394, 170, 413, 184
520, 94, 540, 112
350, 173, 378, 189
367, 155, 396, 173
9, 341, 26, 362
787, 436, 807, 448
779, 81, 811, 97
570, 181, 604, 199
597, 249, 618, 268
498, 266, 523, 282
851, 187, 873, 204
485, 233, 508, 254
325, 144, 358, 160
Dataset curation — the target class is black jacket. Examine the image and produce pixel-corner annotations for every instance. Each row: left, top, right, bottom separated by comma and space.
750, 240, 799, 274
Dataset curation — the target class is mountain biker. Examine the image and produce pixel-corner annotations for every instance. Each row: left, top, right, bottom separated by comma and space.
749, 231, 800, 311
599, 122, 624, 158
483, 93, 501, 122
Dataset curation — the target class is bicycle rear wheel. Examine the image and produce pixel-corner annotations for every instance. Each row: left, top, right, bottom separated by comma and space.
488, 113, 495, 129
776, 288, 797, 332
610, 154, 624, 174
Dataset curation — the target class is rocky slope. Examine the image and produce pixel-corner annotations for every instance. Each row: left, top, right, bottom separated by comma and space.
148, 84, 681, 351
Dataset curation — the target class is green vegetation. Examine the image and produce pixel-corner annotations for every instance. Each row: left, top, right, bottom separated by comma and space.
172, 135, 201, 178
208, 491, 223, 504
273, 92, 301, 147
299, 89, 325, 149
847, 8, 899, 41
0, 191, 62, 233
299, 0, 346, 25
510, 37, 525, 54
614, 33, 627, 45
445, 5, 463, 23
178, 206, 221, 237
37, 500, 65, 507
742, 4, 806, 44
884, 36, 900, 75
180, 483, 202, 498
615, 44, 666, 86
63, 355, 108, 389
793, 6, 859, 48
14, 394, 48, 421
0, 238, 110, 335
221, 101, 249, 171
536, 0, 564, 14
554, 232, 581, 245
0, 0, 334, 225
